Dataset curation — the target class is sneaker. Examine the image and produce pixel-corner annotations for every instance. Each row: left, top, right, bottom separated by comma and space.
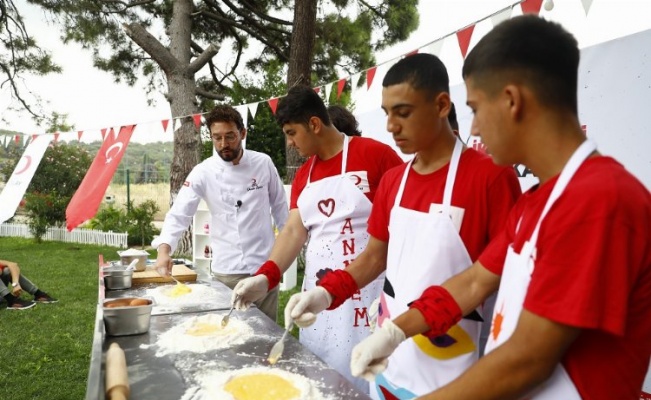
34, 293, 58, 304
7, 299, 36, 310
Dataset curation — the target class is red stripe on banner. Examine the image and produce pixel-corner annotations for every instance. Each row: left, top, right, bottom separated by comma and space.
268, 97, 279, 115
521, 0, 544, 15
336, 78, 346, 99
65, 125, 136, 231
457, 25, 475, 59
367, 66, 377, 90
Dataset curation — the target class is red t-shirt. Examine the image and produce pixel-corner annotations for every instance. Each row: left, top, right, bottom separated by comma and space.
368, 148, 521, 263
480, 156, 651, 399
290, 136, 403, 208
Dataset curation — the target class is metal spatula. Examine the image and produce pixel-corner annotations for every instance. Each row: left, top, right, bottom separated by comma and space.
267, 319, 293, 365
221, 301, 236, 328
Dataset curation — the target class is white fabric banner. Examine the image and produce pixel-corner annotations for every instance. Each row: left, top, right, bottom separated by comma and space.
0, 134, 53, 224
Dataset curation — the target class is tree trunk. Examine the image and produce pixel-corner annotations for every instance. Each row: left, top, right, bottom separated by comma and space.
285, 0, 318, 183
166, 0, 200, 256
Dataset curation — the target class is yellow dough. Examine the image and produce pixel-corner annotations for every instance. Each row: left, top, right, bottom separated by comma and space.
224, 373, 301, 400
167, 283, 192, 297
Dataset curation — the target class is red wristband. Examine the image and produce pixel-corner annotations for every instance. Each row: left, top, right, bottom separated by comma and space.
409, 286, 462, 338
318, 269, 359, 310
254, 260, 281, 290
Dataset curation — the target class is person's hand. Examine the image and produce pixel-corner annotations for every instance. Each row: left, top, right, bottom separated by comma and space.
350, 319, 406, 381
232, 275, 269, 310
11, 282, 22, 297
284, 287, 333, 328
154, 252, 173, 277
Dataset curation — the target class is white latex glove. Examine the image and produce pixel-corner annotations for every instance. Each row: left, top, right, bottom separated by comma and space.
232, 275, 269, 310
350, 319, 406, 381
284, 287, 333, 328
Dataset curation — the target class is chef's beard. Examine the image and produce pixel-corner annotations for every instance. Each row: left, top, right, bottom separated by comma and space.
218, 145, 242, 162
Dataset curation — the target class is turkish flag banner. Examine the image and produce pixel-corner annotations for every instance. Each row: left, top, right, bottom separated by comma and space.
66, 125, 136, 231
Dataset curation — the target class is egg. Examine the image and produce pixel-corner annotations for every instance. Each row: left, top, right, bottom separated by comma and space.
105, 300, 130, 308
129, 298, 150, 307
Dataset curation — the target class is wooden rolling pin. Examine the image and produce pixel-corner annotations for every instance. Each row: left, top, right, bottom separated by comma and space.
106, 343, 130, 400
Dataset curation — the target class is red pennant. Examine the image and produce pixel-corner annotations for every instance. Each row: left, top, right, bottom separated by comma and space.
32, 134, 38, 142
521, 0, 543, 15
100, 128, 107, 140
66, 125, 136, 231
14, 135, 20, 145
336, 79, 347, 99
54, 132, 60, 143
457, 25, 475, 59
313, 87, 320, 94
77, 131, 84, 141
268, 98, 280, 115
367, 66, 377, 90
405, 49, 419, 57
192, 114, 202, 129
161, 119, 169, 132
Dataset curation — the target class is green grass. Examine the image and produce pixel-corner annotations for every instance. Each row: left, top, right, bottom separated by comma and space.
0, 237, 304, 398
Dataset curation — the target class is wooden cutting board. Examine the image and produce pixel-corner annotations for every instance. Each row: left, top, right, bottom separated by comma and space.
132, 264, 197, 284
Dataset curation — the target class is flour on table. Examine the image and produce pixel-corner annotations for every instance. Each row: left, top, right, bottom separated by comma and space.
155, 313, 253, 356
180, 366, 332, 400
145, 283, 217, 306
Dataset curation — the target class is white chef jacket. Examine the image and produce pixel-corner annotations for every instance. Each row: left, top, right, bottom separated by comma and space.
152, 149, 288, 274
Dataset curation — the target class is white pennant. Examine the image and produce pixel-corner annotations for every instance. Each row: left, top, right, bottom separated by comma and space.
423, 40, 444, 57
236, 105, 249, 129
350, 72, 362, 98
0, 134, 54, 224
324, 82, 334, 104
491, 7, 512, 27
581, 0, 594, 15
248, 102, 259, 119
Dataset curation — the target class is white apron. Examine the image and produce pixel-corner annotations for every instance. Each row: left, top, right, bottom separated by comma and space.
484, 140, 597, 399
297, 135, 384, 393
373, 140, 481, 399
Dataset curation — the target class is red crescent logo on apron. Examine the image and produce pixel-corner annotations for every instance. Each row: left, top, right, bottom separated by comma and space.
317, 198, 335, 217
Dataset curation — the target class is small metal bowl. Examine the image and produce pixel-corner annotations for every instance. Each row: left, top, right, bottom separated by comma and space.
103, 268, 133, 290
102, 297, 154, 336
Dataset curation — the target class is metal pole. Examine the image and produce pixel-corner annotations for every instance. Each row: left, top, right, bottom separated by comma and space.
126, 168, 131, 214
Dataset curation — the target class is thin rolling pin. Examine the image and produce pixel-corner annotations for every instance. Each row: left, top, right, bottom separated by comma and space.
105, 343, 130, 400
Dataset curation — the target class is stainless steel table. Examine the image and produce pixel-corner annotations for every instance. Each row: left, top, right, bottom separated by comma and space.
86, 274, 371, 399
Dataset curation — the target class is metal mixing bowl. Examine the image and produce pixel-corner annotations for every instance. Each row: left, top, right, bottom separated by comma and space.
103, 268, 133, 290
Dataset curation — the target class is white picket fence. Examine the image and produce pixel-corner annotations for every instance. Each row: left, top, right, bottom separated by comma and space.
0, 223, 128, 248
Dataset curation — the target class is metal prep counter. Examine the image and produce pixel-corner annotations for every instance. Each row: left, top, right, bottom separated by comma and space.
85, 270, 371, 399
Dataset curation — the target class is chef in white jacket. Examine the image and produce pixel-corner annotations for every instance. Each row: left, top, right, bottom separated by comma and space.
153, 105, 288, 321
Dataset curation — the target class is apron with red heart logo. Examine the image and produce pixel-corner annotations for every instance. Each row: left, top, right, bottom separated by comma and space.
297, 134, 384, 393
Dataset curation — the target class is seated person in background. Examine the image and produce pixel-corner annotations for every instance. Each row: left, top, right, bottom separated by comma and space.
328, 104, 362, 136
1, 259, 58, 310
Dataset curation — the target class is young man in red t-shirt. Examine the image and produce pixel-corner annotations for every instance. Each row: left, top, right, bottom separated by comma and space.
232, 85, 403, 391
350, 16, 651, 400
282, 53, 521, 398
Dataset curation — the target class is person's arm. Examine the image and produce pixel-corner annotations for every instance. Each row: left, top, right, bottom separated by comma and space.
0, 260, 22, 295
419, 310, 580, 400
345, 236, 388, 288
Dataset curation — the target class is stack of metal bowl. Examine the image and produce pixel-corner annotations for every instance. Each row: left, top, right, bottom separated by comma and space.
102, 297, 154, 336
103, 267, 134, 290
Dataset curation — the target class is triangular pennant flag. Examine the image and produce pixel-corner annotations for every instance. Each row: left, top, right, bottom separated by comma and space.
100, 128, 108, 140
313, 87, 320, 94
423, 40, 444, 57
14, 135, 20, 145
521, 0, 543, 15
54, 132, 60, 143
192, 113, 202, 129
32, 134, 38, 142
22, 135, 29, 147
491, 7, 512, 27
581, 0, 594, 15
268, 97, 280, 115
457, 25, 475, 59
77, 131, 84, 141
161, 119, 170, 132
325, 82, 334, 103
173, 118, 181, 132
404, 49, 419, 57
367, 66, 377, 90
336, 78, 347, 99
248, 102, 259, 119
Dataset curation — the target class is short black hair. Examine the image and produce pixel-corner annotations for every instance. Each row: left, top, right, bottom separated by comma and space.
383, 53, 450, 99
463, 15, 579, 115
328, 105, 361, 136
448, 102, 459, 131
204, 104, 244, 131
275, 85, 331, 127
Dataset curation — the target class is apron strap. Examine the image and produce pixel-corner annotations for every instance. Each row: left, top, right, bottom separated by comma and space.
442, 139, 463, 215
528, 139, 597, 252
307, 134, 349, 184
393, 158, 414, 207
